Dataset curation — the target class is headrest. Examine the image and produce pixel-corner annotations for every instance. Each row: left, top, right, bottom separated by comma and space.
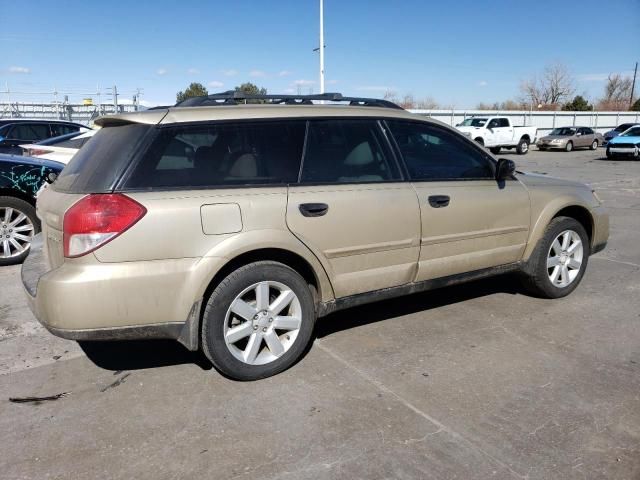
344, 142, 374, 166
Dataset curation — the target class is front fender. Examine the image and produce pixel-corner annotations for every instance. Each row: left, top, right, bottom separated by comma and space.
522, 191, 596, 260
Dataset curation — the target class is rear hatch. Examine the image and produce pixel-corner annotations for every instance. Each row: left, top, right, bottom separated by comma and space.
38, 116, 162, 268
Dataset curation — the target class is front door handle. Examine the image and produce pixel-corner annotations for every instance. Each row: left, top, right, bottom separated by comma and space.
299, 203, 329, 217
428, 195, 450, 208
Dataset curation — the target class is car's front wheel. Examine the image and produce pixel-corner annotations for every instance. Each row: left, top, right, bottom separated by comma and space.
201, 261, 316, 380
520, 217, 589, 299
565, 141, 573, 152
606, 147, 614, 159
0, 197, 39, 266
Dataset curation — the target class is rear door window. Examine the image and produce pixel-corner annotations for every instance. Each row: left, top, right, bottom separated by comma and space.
125, 120, 306, 189
300, 119, 400, 183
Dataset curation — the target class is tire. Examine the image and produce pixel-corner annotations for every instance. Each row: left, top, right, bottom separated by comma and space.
590, 140, 598, 150
606, 147, 613, 159
475, 138, 484, 147
0, 196, 39, 266
489, 147, 501, 155
520, 216, 589, 299
516, 137, 529, 154
201, 261, 316, 380
565, 141, 573, 152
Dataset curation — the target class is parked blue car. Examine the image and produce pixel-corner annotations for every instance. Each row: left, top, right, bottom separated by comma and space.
606, 125, 640, 159
0, 153, 64, 265
603, 122, 639, 145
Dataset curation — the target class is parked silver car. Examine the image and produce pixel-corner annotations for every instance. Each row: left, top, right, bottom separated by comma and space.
537, 127, 603, 152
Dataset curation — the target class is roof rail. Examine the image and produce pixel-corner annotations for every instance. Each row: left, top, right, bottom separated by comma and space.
174, 91, 403, 110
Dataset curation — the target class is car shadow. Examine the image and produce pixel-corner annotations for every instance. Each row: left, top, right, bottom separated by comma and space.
78, 274, 522, 373
79, 339, 212, 372
315, 274, 522, 339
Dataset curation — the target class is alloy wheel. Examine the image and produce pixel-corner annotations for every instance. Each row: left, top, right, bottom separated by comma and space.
223, 281, 302, 365
0, 207, 35, 259
546, 230, 583, 288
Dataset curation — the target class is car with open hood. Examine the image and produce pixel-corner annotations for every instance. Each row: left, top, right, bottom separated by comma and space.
606, 125, 640, 159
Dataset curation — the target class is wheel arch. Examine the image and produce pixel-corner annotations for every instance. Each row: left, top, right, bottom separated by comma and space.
523, 201, 595, 260
0, 188, 36, 206
520, 134, 531, 143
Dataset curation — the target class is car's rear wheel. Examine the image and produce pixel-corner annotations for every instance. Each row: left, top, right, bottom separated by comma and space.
489, 147, 501, 155
520, 217, 589, 299
201, 261, 316, 380
590, 140, 598, 150
516, 138, 529, 154
0, 197, 39, 266
565, 141, 573, 152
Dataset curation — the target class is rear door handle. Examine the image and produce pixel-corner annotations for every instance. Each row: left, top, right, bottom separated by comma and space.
299, 203, 329, 217
428, 195, 450, 208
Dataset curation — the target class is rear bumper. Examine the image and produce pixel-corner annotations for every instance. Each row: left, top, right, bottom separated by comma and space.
21, 234, 217, 347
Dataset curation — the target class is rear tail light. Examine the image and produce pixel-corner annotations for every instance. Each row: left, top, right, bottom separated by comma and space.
63, 194, 146, 258
28, 148, 53, 157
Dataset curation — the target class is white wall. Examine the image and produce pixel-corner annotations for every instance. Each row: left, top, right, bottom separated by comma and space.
408, 109, 640, 135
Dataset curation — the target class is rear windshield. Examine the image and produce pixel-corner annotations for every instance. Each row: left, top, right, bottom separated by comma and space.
54, 123, 151, 193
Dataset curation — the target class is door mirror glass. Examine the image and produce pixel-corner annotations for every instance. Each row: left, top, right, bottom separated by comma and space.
496, 158, 516, 180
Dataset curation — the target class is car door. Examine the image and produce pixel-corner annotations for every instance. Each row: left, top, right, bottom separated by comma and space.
497, 117, 514, 144
385, 120, 531, 281
580, 127, 595, 147
485, 118, 502, 145
286, 119, 421, 298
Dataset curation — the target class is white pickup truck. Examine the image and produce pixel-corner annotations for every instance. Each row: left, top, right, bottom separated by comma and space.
455, 116, 538, 155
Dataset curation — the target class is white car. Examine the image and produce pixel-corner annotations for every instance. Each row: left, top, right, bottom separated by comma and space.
456, 116, 538, 155
21, 129, 95, 164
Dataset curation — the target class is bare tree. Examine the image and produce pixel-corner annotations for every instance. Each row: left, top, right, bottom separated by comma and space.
597, 74, 634, 110
520, 63, 575, 109
416, 97, 439, 109
383, 91, 439, 109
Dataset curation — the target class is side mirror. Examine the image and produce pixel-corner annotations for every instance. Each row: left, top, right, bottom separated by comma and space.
45, 172, 58, 184
496, 158, 516, 181
576, 132, 582, 136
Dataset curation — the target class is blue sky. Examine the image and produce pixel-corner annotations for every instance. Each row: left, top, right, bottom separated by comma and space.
1, 0, 639, 107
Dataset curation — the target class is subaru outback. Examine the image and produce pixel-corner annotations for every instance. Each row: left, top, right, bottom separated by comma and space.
21, 92, 609, 380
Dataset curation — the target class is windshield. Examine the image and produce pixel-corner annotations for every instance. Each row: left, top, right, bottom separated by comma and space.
459, 118, 487, 127
620, 127, 640, 137
615, 123, 636, 132
550, 128, 576, 136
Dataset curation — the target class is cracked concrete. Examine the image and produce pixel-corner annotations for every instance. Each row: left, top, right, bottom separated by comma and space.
1, 148, 639, 479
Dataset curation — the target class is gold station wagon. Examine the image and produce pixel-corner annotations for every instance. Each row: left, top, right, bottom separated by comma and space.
22, 91, 608, 380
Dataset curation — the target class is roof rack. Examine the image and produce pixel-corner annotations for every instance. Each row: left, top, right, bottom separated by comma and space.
174, 91, 403, 110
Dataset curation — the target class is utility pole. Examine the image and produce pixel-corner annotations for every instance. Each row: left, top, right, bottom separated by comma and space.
630, 62, 638, 108
319, 0, 325, 94
113, 85, 118, 113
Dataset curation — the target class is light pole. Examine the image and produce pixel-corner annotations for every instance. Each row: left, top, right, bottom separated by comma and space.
319, 0, 325, 94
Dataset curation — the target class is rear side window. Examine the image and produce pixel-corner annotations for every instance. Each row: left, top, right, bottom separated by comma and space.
51, 124, 81, 137
54, 123, 151, 193
300, 119, 400, 183
125, 121, 306, 189
387, 120, 494, 180
498, 118, 510, 127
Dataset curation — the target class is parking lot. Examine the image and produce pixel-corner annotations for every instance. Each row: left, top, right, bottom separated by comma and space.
1, 147, 639, 479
